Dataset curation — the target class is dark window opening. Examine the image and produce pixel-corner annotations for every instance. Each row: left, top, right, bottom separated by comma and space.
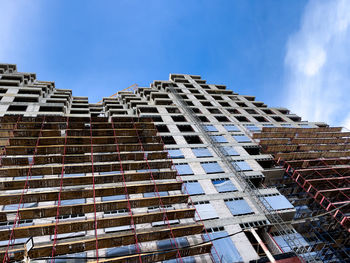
150, 116, 163, 122
212, 95, 222, 100
0, 89, 7, 93
181, 94, 189, 99
235, 116, 250, 122
195, 95, 206, 100
289, 116, 301, 122
166, 107, 181, 113
219, 102, 230, 107
278, 109, 290, 114
208, 108, 222, 114
254, 116, 268, 122
236, 102, 247, 107
185, 100, 194, 106
243, 147, 260, 155
227, 109, 240, 114
262, 109, 274, 114
272, 116, 285, 122
191, 108, 201, 113
171, 116, 187, 122
245, 109, 258, 114
156, 125, 170, 133
161, 136, 177, 145
177, 125, 194, 132
184, 135, 203, 144
201, 101, 213, 107
8, 105, 27, 111
13, 97, 38, 103
198, 116, 209, 122
215, 116, 230, 122
256, 159, 274, 169
188, 89, 200, 94
139, 107, 159, 113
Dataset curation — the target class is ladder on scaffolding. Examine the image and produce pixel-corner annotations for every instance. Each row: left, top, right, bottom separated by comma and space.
167, 83, 318, 263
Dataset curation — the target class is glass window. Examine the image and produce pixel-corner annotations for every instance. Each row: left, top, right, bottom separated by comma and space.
225, 199, 253, 216
204, 125, 218, 132
211, 135, 228, 143
203, 231, 243, 263
194, 201, 219, 220
63, 173, 85, 178
175, 164, 194, 175
201, 162, 224, 174
260, 195, 294, 211
233, 135, 251, 143
212, 178, 237, 193
183, 181, 204, 195
163, 256, 196, 263
221, 146, 239, 156
168, 149, 184, 159
232, 161, 252, 171
0, 237, 28, 247
281, 124, 292, 127
144, 191, 168, 198
192, 148, 212, 158
263, 124, 275, 127
223, 125, 240, 132
59, 199, 85, 206
299, 123, 312, 128
245, 125, 261, 131
3, 202, 37, 211
106, 245, 137, 257
102, 195, 126, 202
100, 171, 121, 175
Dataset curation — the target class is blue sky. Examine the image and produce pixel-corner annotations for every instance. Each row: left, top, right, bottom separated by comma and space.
1, 0, 350, 128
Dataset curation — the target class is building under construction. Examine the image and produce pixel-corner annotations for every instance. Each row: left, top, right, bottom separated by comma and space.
0, 63, 348, 262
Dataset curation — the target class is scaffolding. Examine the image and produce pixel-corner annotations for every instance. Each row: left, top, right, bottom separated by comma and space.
0, 115, 211, 262
254, 127, 350, 262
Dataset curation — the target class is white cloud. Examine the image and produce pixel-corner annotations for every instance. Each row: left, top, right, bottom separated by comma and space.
284, 0, 350, 128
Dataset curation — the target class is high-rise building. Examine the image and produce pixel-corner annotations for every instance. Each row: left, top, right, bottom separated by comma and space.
0, 63, 348, 262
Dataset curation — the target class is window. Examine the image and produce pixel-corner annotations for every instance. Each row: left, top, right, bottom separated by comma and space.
168, 149, 184, 159
299, 123, 312, 128
235, 116, 250, 122
7, 105, 27, 111
221, 146, 239, 156
233, 135, 251, 143
3, 202, 37, 211
184, 135, 202, 144
102, 195, 126, 202
272, 116, 285, 122
281, 124, 292, 127
232, 160, 252, 171
244, 125, 261, 132
201, 162, 224, 174
223, 125, 239, 132
175, 164, 194, 175
211, 135, 227, 143
198, 116, 209, 122
212, 178, 237, 193
204, 125, 218, 132
161, 136, 177, 145
225, 198, 254, 216
254, 116, 268, 122
106, 245, 137, 257
183, 180, 204, 195
171, 116, 187, 122
201, 101, 213, 107
208, 108, 222, 114
192, 148, 212, 158
194, 201, 219, 220
59, 198, 85, 206
245, 109, 258, 114
163, 256, 196, 263
156, 125, 170, 132
144, 191, 168, 198
177, 125, 194, 132
227, 108, 240, 114
166, 107, 180, 113
260, 194, 294, 211
203, 231, 243, 263
215, 116, 230, 122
